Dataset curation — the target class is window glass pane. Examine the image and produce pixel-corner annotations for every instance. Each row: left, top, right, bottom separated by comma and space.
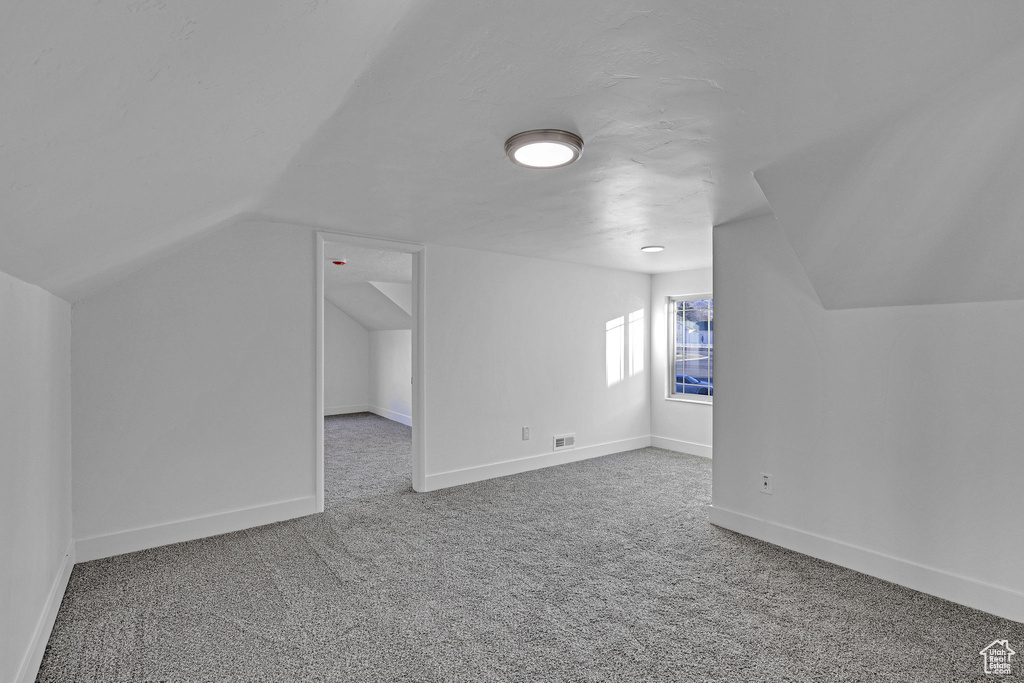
674, 302, 686, 392
671, 297, 712, 399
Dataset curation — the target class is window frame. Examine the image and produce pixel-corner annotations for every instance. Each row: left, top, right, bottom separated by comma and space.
666, 293, 713, 405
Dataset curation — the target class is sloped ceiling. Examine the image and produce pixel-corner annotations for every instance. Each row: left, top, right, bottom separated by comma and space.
755, 40, 1024, 309
369, 282, 412, 316
0, 0, 418, 299
4, 1, 1024, 305
260, 1, 1024, 285
327, 283, 412, 331
324, 245, 412, 330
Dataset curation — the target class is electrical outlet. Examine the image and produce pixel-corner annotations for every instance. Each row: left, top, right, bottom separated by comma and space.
760, 473, 773, 495
522, 426, 530, 440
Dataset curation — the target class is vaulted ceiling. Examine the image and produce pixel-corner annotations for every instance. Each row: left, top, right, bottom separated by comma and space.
4, 1, 1024, 306
755, 39, 1024, 309
324, 244, 412, 330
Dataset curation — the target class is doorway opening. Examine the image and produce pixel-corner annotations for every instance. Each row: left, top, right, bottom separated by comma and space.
315, 233, 425, 509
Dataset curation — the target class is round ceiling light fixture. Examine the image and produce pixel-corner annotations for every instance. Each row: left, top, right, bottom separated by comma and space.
640, 246, 665, 253
505, 129, 584, 169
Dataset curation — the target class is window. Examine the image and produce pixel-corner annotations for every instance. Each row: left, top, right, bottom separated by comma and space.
669, 296, 713, 402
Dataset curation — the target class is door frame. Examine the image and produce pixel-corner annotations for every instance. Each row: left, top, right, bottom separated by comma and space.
316, 231, 426, 509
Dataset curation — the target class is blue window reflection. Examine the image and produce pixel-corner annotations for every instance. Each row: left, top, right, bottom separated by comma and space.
674, 298, 712, 397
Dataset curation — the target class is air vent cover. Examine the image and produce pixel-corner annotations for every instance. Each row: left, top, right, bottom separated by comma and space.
553, 434, 576, 451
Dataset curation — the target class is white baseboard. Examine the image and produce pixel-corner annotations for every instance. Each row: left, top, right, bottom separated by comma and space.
423, 435, 652, 491
708, 505, 1024, 624
369, 405, 412, 426
15, 539, 75, 683
651, 436, 712, 459
324, 403, 371, 416
75, 496, 318, 563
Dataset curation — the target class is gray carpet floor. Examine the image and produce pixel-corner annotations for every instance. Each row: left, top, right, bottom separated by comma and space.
38, 413, 1021, 682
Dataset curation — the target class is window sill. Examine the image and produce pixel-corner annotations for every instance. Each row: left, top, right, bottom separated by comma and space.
665, 396, 713, 405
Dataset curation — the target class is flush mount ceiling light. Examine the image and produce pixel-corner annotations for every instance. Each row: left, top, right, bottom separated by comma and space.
504, 129, 584, 169
640, 246, 665, 253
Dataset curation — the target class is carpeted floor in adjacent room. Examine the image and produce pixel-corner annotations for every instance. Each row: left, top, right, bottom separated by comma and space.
37, 413, 1022, 682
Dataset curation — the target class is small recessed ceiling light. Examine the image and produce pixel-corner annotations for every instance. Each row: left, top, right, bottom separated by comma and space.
640, 246, 665, 253
505, 129, 584, 169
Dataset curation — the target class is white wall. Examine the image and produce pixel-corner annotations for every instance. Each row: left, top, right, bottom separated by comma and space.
72, 221, 318, 560
421, 244, 651, 489
711, 214, 1024, 622
650, 268, 713, 458
369, 329, 412, 425
324, 301, 370, 414
1, 269, 73, 683
68, 226, 659, 558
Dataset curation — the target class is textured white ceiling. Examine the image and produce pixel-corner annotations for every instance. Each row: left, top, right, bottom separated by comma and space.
327, 283, 412, 331
756, 39, 1024, 309
0, 0, 417, 299
261, 0, 1024, 283
324, 245, 412, 330
324, 245, 412, 288
4, 0, 1024, 304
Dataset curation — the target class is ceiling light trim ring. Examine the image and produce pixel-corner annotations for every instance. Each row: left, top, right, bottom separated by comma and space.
505, 129, 584, 169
